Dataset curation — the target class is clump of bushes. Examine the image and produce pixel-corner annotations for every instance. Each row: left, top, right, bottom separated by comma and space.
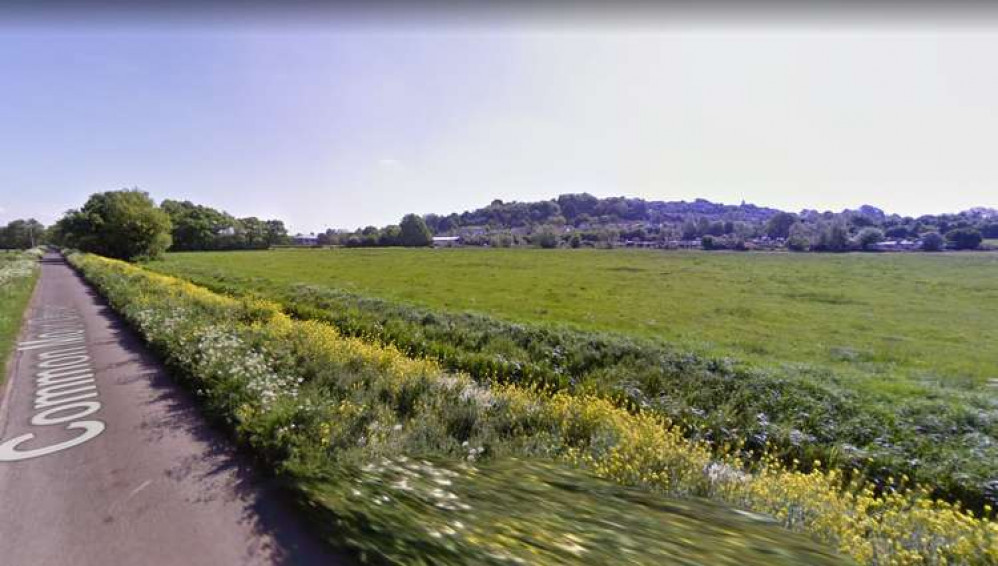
921, 232, 945, 251
946, 228, 983, 250
69, 252, 998, 565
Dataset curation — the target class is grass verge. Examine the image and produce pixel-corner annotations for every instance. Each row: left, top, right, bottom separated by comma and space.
0, 250, 40, 381
70, 252, 997, 565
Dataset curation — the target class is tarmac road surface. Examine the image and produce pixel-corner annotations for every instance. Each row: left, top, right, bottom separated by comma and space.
0, 254, 349, 565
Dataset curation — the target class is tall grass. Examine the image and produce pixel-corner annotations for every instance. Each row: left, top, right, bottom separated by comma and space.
0, 250, 39, 377
70, 252, 998, 565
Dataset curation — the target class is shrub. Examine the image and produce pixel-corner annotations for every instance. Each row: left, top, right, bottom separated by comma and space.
855, 228, 884, 251
532, 229, 559, 249
945, 228, 983, 250
921, 232, 945, 252
701, 235, 721, 250
815, 223, 850, 252
786, 234, 810, 252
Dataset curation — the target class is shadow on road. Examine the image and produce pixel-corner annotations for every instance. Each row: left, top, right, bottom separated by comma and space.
59, 255, 353, 566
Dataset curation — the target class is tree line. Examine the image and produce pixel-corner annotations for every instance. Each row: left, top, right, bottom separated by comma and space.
404, 195, 996, 251
316, 214, 433, 248
0, 218, 45, 249
5, 189, 995, 259
44, 189, 290, 260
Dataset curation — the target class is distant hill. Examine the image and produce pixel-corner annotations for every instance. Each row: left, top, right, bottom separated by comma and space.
316, 192, 997, 251
421, 194, 783, 233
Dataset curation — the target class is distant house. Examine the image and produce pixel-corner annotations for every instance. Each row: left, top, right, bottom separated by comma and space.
870, 239, 921, 252
292, 233, 319, 246
432, 236, 461, 248
623, 240, 659, 248
218, 226, 237, 236
458, 227, 487, 237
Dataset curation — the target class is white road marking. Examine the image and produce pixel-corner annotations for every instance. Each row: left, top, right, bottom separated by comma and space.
0, 308, 106, 461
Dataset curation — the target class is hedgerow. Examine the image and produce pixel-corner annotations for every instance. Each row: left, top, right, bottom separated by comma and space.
70, 252, 998, 565
142, 268, 998, 511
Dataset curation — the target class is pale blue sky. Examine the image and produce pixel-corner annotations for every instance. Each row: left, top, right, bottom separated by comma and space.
2, 14, 998, 233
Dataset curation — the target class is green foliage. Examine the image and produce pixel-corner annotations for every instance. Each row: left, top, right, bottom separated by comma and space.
921, 232, 945, 252
765, 212, 797, 239
0, 251, 37, 378
151, 248, 998, 510
786, 226, 811, 252
379, 224, 402, 246
884, 226, 909, 239
0, 219, 45, 249
400, 214, 433, 247
70, 253, 862, 565
532, 227, 560, 249
299, 458, 845, 566
855, 228, 884, 251
55, 189, 172, 260
946, 228, 983, 250
348, 194, 997, 253
161, 200, 288, 250
816, 223, 850, 252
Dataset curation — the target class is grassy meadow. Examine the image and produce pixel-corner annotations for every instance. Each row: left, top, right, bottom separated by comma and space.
156, 248, 998, 388
71, 252, 998, 564
0, 250, 39, 377
149, 248, 998, 511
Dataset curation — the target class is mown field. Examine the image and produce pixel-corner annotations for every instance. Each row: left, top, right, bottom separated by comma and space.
71, 252, 998, 564
0, 250, 39, 377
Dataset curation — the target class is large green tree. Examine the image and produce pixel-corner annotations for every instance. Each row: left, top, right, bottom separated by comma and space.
55, 189, 172, 261
161, 199, 236, 251
764, 212, 798, 239
946, 228, 982, 250
856, 227, 884, 251
399, 214, 432, 247
0, 218, 45, 249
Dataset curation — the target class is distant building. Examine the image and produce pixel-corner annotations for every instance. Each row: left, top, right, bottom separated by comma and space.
292, 233, 319, 246
869, 239, 921, 252
432, 236, 461, 248
623, 240, 659, 248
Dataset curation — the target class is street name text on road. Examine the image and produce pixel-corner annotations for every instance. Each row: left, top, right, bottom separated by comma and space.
0, 307, 105, 461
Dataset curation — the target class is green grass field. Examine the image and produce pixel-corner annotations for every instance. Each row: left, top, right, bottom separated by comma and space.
156, 248, 998, 388
151, 248, 998, 507
0, 251, 38, 379
74, 252, 994, 564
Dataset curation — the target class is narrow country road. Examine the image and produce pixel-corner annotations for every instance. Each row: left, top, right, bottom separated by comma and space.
0, 254, 348, 565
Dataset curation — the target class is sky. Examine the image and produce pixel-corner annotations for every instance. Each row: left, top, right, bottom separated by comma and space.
2, 3, 998, 234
